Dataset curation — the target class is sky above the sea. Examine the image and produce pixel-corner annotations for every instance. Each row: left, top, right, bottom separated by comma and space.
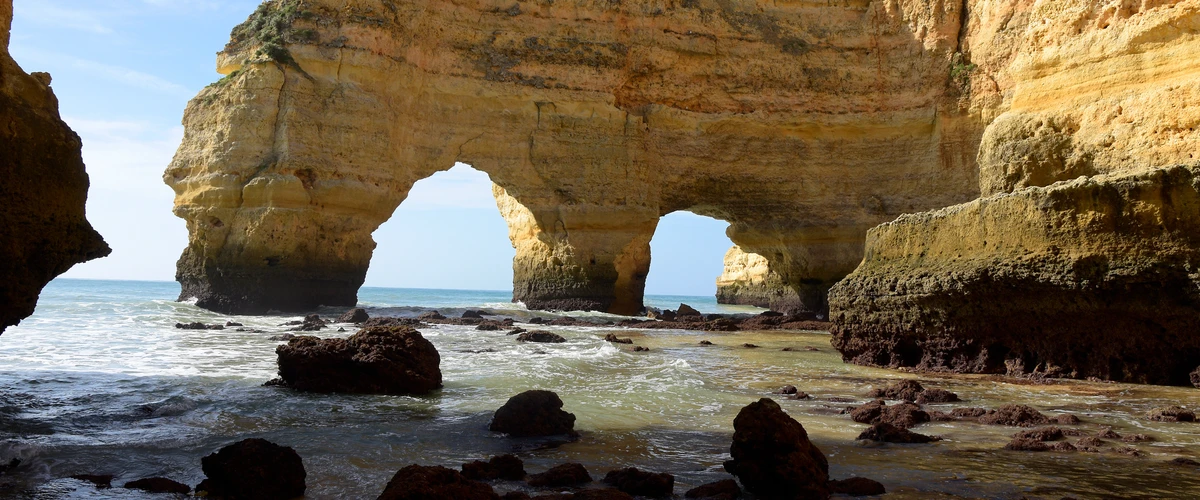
10, 0, 736, 296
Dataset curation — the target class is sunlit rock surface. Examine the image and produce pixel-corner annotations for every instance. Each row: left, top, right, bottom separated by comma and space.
0, 0, 110, 333
714, 245, 800, 312
165, 0, 981, 314
831, 0, 1200, 384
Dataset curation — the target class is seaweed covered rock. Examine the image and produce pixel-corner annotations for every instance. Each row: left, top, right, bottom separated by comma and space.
197, 438, 306, 500
273, 325, 441, 394
724, 398, 829, 499
490, 390, 577, 437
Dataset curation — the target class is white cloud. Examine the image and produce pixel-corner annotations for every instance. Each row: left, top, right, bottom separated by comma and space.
65, 117, 183, 198
9, 46, 195, 98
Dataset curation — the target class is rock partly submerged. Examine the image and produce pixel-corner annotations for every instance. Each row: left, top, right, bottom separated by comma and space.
490, 390, 578, 438
272, 325, 441, 394
196, 438, 306, 500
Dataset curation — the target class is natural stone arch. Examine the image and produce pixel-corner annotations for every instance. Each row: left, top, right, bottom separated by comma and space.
166, 0, 983, 315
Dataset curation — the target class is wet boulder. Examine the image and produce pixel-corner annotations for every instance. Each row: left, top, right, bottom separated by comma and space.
526, 463, 592, 487
196, 438, 306, 500
724, 398, 829, 499
288, 314, 327, 332
828, 477, 886, 496
337, 308, 370, 323
1147, 406, 1196, 422
124, 477, 190, 494
604, 333, 633, 344
477, 321, 504, 331
602, 467, 674, 497
867, 380, 924, 402
461, 455, 526, 481
273, 325, 442, 394
848, 400, 929, 429
70, 474, 113, 488
463, 310, 487, 319
978, 405, 1055, 427
684, 479, 740, 499
378, 465, 499, 500
1012, 427, 1064, 442
490, 390, 577, 437
362, 317, 426, 328
856, 423, 940, 444
516, 331, 567, 343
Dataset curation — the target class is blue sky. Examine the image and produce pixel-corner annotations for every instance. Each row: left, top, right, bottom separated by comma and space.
10, 0, 735, 296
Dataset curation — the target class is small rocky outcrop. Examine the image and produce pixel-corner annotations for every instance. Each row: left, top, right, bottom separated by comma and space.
338, 308, 370, 323
915, 389, 959, 404
378, 465, 499, 500
288, 314, 327, 331
676, 304, 703, 319
362, 317, 426, 328
602, 467, 674, 498
828, 477, 886, 496
273, 326, 442, 394
684, 479, 740, 499
526, 463, 592, 487
866, 380, 925, 402
176, 322, 224, 330
856, 423, 939, 444
124, 477, 190, 494
724, 398, 829, 499
1012, 427, 1064, 442
490, 390, 577, 437
463, 310, 487, 319
0, 3, 111, 334
604, 333, 633, 344
1147, 406, 1196, 422
461, 455, 526, 481
516, 331, 566, 343
978, 405, 1056, 427
418, 311, 447, 320
196, 438, 306, 499
848, 400, 929, 429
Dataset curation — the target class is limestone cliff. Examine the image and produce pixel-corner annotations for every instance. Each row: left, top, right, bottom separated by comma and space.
166, 0, 981, 314
0, 0, 110, 332
830, 165, 1200, 385
829, 0, 1200, 384
714, 246, 799, 312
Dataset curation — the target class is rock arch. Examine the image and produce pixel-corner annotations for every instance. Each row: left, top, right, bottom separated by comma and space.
165, 0, 981, 315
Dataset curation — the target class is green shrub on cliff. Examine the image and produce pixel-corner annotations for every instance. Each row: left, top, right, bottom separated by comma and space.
227, 0, 317, 66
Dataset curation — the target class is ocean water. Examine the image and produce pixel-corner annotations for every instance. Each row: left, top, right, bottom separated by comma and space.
1, 279, 1199, 499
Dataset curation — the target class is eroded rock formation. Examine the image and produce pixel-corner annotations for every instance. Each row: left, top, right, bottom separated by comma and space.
830, 1, 1200, 385
1, 0, 110, 333
714, 245, 799, 311
166, 0, 982, 315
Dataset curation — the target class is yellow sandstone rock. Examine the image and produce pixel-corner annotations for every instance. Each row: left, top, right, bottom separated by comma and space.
166, 0, 981, 314
715, 246, 799, 312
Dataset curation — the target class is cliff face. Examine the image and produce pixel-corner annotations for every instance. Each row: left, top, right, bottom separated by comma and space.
830, 0, 1200, 384
0, 0, 111, 333
714, 246, 799, 312
166, 0, 981, 314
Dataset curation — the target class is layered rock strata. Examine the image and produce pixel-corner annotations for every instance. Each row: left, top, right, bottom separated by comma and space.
1, 0, 109, 332
715, 245, 800, 312
831, 0, 1200, 385
166, 0, 982, 314
831, 165, 1200, 385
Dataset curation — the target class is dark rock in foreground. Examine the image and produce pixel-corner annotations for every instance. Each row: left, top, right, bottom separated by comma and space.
856, 423, 940, 443
461, 455, 526, 481
197, 438, 306, 500
490, 390, 577, 437
724, 398, 829, 499
338, 308, 370, 323
273, 325, 441, 394
602, 467, 674, 497
526, 463, 592, 487
828, 477, 886, 496
516, 331, 566, 343
684, 479, 740, 499
124, 477, 190, 494
378, 465, 499, 500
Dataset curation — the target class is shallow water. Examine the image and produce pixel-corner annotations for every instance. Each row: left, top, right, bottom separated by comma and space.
1, 279, 1198, 499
